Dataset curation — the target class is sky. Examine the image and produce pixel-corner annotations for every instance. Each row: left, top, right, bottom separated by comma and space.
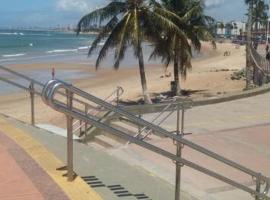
0, 0, 250, 28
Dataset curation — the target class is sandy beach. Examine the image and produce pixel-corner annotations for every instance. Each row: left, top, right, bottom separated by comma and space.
0, 42, 246, 128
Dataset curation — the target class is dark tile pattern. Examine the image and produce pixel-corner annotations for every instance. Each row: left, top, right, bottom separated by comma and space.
82, 176, 151, 199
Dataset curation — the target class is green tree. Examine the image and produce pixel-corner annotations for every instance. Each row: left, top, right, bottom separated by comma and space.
219, 22, 225, 35
233, 22, 238, 37
77, 0, 184, 103
150, 0, 215, 95
245, 0, 269, 34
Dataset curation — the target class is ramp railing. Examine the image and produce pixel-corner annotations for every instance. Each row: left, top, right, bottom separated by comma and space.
42, 79, 270, 200
72, 86, 123, 137
126, 98, 192, 143
0, 65, 123, 128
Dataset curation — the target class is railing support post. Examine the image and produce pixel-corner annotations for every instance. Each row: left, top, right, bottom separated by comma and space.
79, 120, 82, 135
255, 174, 261, 200
29, 82, 35, 126
66, 89, 74, 181
175, 104, 184, 200
84, 105, 88, 134
137, 114, 142, 139
116, 87, 120, 106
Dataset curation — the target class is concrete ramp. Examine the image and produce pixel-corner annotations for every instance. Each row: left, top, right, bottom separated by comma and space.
1, 114, 197, 200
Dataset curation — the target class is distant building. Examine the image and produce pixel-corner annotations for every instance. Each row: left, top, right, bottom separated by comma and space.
216, 21, 246, 38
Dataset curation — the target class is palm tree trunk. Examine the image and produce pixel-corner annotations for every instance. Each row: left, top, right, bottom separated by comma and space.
138, 44, 152, 104
246, 0, 254, 89
173, 54, 181, 96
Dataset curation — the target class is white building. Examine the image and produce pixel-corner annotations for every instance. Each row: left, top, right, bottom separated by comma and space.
216, 21, 246, 37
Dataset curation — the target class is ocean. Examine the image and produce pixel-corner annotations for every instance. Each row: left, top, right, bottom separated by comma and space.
0, 29, 163, 66
0, 29, 98, 64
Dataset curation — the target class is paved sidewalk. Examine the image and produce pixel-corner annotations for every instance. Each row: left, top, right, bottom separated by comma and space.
0, 130, 69, 200
0, 117, 103, 200
111, 123, 270, 200
143, 92, 270, 134
115, 92, 270, 200
2, 89, 270, 200
5, 115, 197, 200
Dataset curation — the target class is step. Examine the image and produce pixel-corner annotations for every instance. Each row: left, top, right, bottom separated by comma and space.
93, 135, 123, 149
36, 124, 80, 140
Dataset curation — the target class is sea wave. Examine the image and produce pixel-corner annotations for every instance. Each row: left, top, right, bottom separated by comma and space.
46, 49, 78, 54
2, 53, 26, 58
78, 46, 89, 50
0, 32, 24, 36
26, 33, 52, 37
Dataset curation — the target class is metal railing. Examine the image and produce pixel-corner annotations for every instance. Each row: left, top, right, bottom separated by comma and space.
72, 86, 123, 137
0, 65, 123, 128
127, 98, 192, 143
42, 79, 270, 200
0, 65, 45, 125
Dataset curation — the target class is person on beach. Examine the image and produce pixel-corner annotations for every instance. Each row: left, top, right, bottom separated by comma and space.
266, 49, 270, 63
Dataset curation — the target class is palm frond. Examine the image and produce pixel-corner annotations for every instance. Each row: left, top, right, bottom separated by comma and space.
88, 16, 119, 56
76, 1, 125, 34
113, 13, 132, 69
143, 9, 189, 44
95, 13, 130, 69
180, 2, 201, 23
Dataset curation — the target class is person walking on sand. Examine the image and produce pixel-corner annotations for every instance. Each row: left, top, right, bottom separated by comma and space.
266, 49, 270, 63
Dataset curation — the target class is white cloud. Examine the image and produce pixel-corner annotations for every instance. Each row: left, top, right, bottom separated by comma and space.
204, 0, 225, 7
56, 0, 91, 12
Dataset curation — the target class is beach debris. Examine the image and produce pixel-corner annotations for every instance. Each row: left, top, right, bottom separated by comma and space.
223, 51, 231, 56
231, 69, 246, 80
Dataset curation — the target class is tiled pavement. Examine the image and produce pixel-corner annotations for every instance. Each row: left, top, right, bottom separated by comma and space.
0, 131, 69, 200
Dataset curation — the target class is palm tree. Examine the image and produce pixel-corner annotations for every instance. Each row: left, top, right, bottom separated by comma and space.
233, 22, 238, 37
77, 0, 184, 104
245, 0, 269, 36
150, 0, 215, 95
245, 0, 255, 88
219, 22, 225, 36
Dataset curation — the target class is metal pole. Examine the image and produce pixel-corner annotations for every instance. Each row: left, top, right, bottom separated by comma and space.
116, 87, 120, 106
84, 105, 88, 134
79, 120, 82, 135
29, 82, 35, 126
255, 174, 261, 200
66, 89, 74, 181
175, 104, 184, 200
137, 114, 142, 139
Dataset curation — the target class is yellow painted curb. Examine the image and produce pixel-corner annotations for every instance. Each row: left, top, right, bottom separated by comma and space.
0, 117, 103, 200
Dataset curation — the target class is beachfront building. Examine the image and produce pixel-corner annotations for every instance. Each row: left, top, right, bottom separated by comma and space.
216, 21, 246, 38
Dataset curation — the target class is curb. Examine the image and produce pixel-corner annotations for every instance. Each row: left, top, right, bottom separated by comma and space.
122, 83, 270, 114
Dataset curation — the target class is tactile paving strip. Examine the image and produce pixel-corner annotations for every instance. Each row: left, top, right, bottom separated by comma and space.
82, 176, 151, 199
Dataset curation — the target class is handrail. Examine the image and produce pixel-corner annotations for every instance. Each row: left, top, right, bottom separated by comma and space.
72, 86, 124, 136
0, 65, 44, 87
129, 98, 191, 142
0, 65, 104, 114
41, 80, 270, 199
